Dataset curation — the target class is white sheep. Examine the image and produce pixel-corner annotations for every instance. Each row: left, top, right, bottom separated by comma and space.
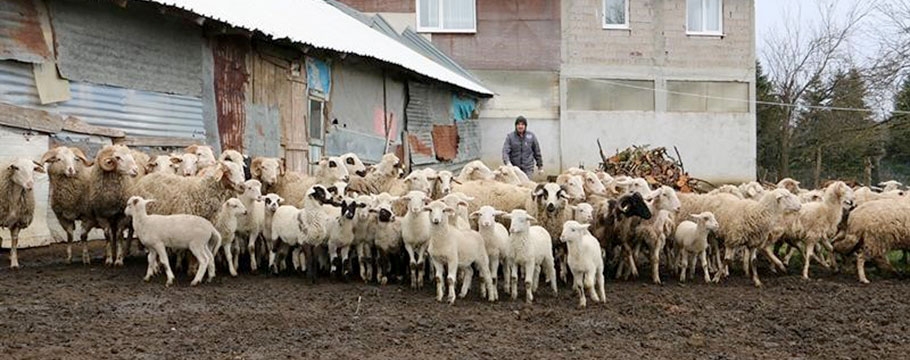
212, 198, 248, 277
470, 205, 512, 294
794, 181, 854, 279
429, 170, 458, 199
502, 209, 557, 304
146, 155, 176, 175
255, 193, 283, 271
456, 160, 495, 182
186, 145, 217, 172
738, 181, 767, 201
853, 186, 905, 205
234, 180, 265, 272
40, 146, 96, 264
708, 185, 745, 199
452, 179, 531, 216
125, 196, 218, 286
352, 194, 376, 282
620, 185, 681, 284
569, 203, 595, 225
401, 190, 432, 289
424, 200, 496, 304
559, 221, 605, 308
171, 153, 199, 177
251, 156, 348, 208
0, 158, 45, 268
440, 192, 473, 230
347, 153, 402, 195
879, 180, 903, 192
526, 183, 573, 282
835, 198, 910, 283
339, 152, 367, 177
673, 212, 719, 283
555, 174, 586, 203
270, 185, 332, 283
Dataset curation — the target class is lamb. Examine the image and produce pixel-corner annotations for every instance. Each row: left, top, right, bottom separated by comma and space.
233, 180, 265, 272
327, 198, 359, 278
794, 181, 855, 279
252, 193, 283, 272
569, 203, 595, 225
456, 160, 495, 182
673, 212, 719, 283
86, 144, 139, 266
440, 192, 473, 230
326, 181, 350, 205
400, 191, 432, 289
370, 192, 404, 285
352, 194, 377, 282
834, 198, 910, 283
40, 146, 96, 264
125, 196, 218, 286
269, 185, 332, 283
619, 185, 681, 284
879, 180, 903, 192
470, 205, 512, 293
423, 200, 496, 304
559, 221, 606, 308
130, 161, 246, 221
212, 198, 248, 277
0, 158, 46, 268
347, 153, 402, 195
339, 152, 368, 177
501, 209, 557, 304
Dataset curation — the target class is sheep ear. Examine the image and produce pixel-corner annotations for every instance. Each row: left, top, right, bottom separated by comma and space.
422, 206, 432, 212
494, 210, 507, 217
33, 161, 46, 173
443, 207, 455, 214
501, 213, 512, 220
533, 184, 545, 197
457, 200, 469, 208
527, 216, 537, 223
40, 149, 57, 164
469, 211, 480, 219
169, 157, 183, 164
452, 178, 462, 185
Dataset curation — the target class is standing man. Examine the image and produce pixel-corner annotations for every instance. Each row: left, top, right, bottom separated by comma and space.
502, 115, 543, 177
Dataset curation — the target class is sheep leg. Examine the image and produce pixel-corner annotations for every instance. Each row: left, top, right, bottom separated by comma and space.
376, 249, 389, 286
80, 221, 93, 264
856, 251, 869, 284
329, 242, 340, 276
574, 274, 586, 308
188, 244, 208, 286
489, 255, 501, 290
432, 258, 445, 302
749, 249, 762, 287
689, 254, 698, 280
404, 243, 418, 289
678, 250, 689, 283
113, 221, 126, 267
782, 245, 798, 266
340, 246, 351, 280
629, 242, 641, 278
524, 262, 536, 304
741, 247, 751, 277
153, 243, 175, 287
416, 243, 428, 288
822, 239, 838, 271
62, 220, 76, 264
446, 258, 458, 305
585, 271, 598, 302
762, 245, 787, 273
303, 244, 317, 285
532, 264, 541, 292
8, 228, 20, 269
545, 257, 558, 296
699, 251, 711, 283
715, 247, 735, 283
478, 258, 496, 302
103, 227, 114, 266
291, 246, 303, 272
231, 241, 240, 273
248, 232, 260, 272
501, 259, 511, 291
510, 262, 520, 300
459, 266, 474, 298
596, 270, 606, 304
205, 244, 216, 281
650, 238, 663, 285
802, 239, 818, 280
144, 249, 158, 282
223, 241, 237, 277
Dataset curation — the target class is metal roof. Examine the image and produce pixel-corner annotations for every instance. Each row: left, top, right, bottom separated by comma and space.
148, 0, 494, 96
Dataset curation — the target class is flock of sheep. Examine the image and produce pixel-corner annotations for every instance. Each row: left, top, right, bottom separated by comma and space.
1, 144, 909, 307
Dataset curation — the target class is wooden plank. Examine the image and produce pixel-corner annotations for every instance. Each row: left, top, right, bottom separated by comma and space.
0, 102, 63, 133
115, 136, 200, 147
61, 116, 125, 138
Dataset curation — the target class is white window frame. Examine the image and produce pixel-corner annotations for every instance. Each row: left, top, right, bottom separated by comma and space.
686, 0, 723, 36
602, 0, 630, 30
416, 0, 477, 34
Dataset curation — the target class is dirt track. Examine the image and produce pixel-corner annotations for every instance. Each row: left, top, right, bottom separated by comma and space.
2, 240, 910, 359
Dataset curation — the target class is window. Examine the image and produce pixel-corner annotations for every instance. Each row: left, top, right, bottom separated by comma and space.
566, 78, 655, 111
308, 98, 325, 175
603, 0, 629, 29
687, 0, 722, 35
417, 0, 476, 33
667, 81, 748, 113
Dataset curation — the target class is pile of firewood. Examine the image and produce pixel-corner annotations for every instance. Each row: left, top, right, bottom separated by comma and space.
597, 140, 709, 193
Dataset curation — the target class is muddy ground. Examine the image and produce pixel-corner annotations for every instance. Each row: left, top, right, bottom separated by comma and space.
1, 240, 910, 359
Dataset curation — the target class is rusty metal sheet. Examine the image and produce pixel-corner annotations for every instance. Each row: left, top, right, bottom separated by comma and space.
213, 37, 249, 152
0, 0, 52, 63
432, 124, 457, 161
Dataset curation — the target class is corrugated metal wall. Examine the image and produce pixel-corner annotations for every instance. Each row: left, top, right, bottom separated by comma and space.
48, 0, 203, 96
406, 81, 481, 171
0, 0, 52, 64
0, 60, 205, 139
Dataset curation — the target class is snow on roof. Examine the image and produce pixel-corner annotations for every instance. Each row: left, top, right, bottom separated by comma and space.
150, 0, 494, 96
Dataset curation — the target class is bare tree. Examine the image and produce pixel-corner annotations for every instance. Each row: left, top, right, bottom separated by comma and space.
761, 1, 869, 179
868, 1, 910, 105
